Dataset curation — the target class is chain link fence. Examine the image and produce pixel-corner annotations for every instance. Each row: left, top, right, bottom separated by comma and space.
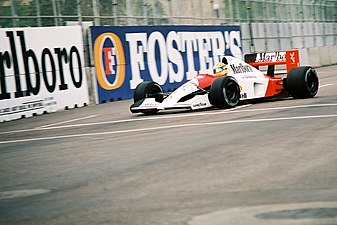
1, 0, 336, 53
1, 0, 336, 27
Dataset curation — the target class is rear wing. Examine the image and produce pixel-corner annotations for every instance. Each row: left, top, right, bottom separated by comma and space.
244, 49, 301, 76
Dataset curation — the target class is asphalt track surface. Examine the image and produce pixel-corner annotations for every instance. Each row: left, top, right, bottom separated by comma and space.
1, 65, 337, 225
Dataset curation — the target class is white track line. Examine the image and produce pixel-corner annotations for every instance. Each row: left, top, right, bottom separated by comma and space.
1, 103, 337, 136
38, 115, 99, 128
319, 83, 333, 88
1, 114, 337, 145
0, 189, 51, 200
0, 105, 250, 135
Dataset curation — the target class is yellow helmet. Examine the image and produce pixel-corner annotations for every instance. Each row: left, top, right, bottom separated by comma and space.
213, 62, 228, 77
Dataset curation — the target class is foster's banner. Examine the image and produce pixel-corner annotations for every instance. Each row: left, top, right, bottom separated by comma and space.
91, 26, 242, 103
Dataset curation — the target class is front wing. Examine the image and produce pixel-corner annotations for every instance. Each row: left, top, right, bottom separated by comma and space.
130, 94, 212, 113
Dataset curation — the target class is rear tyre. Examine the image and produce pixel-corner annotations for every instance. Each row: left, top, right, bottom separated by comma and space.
287, 66, 319, 98
209, 76, 240, 108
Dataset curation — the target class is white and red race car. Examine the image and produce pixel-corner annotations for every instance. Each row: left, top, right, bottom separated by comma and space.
130, 50, 319, 114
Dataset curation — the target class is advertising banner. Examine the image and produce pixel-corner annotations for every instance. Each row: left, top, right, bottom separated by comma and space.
91, 26, 242, 103
0, 26, 89, 122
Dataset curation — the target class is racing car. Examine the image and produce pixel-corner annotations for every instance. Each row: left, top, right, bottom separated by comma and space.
130, 50, 319, 114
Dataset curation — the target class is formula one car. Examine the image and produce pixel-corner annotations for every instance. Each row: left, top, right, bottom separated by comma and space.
130, 50, 319, 114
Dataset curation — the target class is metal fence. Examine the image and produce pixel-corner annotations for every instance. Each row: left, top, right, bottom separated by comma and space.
1, 0, 336, 27
1, 0, 337, 55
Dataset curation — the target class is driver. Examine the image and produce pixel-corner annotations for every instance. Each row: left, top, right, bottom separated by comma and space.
213, 62, 228, 77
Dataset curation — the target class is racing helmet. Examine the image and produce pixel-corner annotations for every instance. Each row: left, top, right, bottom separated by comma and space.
213, 62, 228, 77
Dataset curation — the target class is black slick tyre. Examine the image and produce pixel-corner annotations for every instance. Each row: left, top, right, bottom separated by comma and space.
287, 66, 319, 99
133, 81, 163, 115
133, 81, 163, 103
209, 76, 240, 108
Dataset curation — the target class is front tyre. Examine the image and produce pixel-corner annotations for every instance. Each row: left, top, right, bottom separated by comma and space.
287, 66, 319, 98
209, 76, 240, 108
133, 81, 163, 103
133, 81, 163, 115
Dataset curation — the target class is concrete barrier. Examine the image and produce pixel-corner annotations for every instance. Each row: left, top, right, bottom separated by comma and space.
241, 22, 336, 68
305, 45, 337, 67
0, 26, 89, 122
306, 47, 321, 67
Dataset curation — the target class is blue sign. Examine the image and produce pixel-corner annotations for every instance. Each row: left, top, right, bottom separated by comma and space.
91, 25, 242, 103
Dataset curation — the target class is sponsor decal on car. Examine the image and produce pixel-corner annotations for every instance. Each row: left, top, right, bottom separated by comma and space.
240, 93, 248, 99
193, 102, 207, 108
230, 63, 253, 74
255, 51, 286, 63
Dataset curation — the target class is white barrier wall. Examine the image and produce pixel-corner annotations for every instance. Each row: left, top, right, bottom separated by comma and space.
0, 26, 89, 122
307, 45, 337, 67
241, 22, 337, 53
241, 22, 337, 67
